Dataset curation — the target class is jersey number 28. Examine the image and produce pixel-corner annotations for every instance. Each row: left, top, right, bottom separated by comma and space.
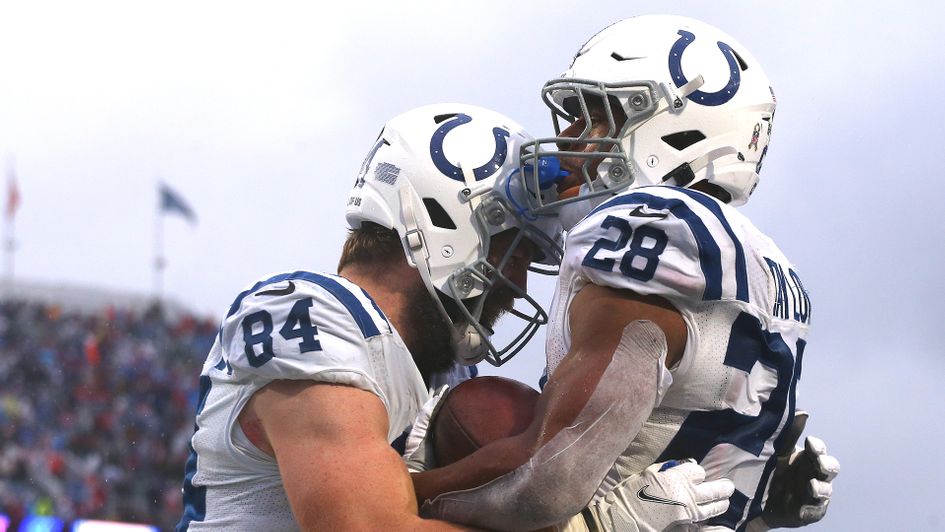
582, 215, 669, 281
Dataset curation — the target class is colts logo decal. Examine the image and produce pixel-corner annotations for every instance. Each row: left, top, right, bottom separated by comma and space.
668, 30, 741, 106
430, 114, 510, 182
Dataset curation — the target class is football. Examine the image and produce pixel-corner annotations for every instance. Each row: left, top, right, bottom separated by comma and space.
432, 376, 540, 466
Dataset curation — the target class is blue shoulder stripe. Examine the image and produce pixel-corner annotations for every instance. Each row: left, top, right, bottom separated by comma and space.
590, 191, 724, 300
359, 287, 392, 334
673, 188, 749, 303
225, 271, 382, 338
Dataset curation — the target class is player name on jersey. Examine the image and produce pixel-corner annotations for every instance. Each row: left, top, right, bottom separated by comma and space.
764, 258, 811, 324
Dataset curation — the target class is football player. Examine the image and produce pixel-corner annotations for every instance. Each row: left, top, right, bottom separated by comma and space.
176, 103, 733, 531
414, 16, 839, 532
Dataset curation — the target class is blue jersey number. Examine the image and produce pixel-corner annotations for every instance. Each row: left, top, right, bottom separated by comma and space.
241, 297, 322, 368
583, 215, 669, 281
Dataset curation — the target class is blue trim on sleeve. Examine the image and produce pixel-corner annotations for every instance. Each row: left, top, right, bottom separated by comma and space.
589, 191, 724, 300
674, 188, 749, 303
225, 271, 382, 338
390, 428, 410, 455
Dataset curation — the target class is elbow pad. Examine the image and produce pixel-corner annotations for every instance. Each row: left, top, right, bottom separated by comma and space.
422, 321, 672, 531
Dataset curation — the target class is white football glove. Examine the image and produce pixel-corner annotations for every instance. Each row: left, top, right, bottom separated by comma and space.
403, 385, 449, 473
748, 412, 840, 531
557, 459, 735, 532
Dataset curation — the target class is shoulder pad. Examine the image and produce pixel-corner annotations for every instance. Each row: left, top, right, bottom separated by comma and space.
219, 271, 393, 380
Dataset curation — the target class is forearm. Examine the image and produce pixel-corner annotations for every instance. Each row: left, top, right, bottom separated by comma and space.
421, 321, 669, 531
413, 432, 533, 504
258, 381, 484, 531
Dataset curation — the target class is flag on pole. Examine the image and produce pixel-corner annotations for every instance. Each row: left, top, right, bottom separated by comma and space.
5, 162, 18, 221
159, 182, 196, 224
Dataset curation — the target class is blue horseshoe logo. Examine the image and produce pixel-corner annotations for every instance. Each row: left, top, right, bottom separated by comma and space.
668, 30, 741, 107
430, 113, 510, 181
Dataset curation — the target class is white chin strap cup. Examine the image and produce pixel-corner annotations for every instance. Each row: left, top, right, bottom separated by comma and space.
452, 323, 485, 366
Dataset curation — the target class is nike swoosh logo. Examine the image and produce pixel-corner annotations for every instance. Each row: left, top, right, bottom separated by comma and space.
256, 281, 296, 297
629, 206, 668, 219
637, 485, 686, 507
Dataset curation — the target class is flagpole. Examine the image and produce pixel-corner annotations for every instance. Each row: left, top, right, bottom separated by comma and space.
5, 217, 14, 280
154, 182, 165, 301
155, 182, 195, 302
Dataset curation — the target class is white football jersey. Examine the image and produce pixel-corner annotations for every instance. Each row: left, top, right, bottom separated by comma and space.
177, 271, 428, 531
546, 186, 810, 530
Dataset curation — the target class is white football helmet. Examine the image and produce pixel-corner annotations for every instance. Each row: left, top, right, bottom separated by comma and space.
345, 103, 562, 366
521, 15, 777, 227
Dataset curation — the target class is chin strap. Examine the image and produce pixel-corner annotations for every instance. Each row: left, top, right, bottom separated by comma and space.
399, 186, 487, 366
660, 74, 705, 114
460, 160, 486, 210
400, 186, 428, 269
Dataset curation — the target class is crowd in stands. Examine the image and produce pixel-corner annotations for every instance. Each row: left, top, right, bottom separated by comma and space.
0, 299, 217, 530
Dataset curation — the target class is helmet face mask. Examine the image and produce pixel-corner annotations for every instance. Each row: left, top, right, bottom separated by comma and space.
446, 231, 529, 366
522, 15, 777, 229
346, 103, 563, 366
520, 79, 662, 218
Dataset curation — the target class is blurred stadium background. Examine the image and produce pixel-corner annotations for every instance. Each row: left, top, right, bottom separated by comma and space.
0, 282, 215, 531
2, 1, 945, 531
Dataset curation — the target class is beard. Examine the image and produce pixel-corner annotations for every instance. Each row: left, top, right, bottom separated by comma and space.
404, 282, 457, 384
405, 280, 517, 384
467, 284, 516, 332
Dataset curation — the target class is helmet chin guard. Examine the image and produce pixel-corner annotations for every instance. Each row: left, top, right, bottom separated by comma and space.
346, 103, 563, 366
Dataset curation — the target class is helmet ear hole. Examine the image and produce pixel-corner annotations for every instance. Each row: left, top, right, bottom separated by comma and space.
661, 130, 706, 151
423, 198, 457, 229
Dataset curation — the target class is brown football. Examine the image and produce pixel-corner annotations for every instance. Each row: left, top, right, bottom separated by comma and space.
432, 376, 540, 466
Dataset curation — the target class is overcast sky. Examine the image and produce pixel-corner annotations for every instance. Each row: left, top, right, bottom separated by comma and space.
1, 1, 943, 529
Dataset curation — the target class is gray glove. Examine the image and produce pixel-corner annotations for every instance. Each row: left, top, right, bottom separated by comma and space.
749, 411, 840, 530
